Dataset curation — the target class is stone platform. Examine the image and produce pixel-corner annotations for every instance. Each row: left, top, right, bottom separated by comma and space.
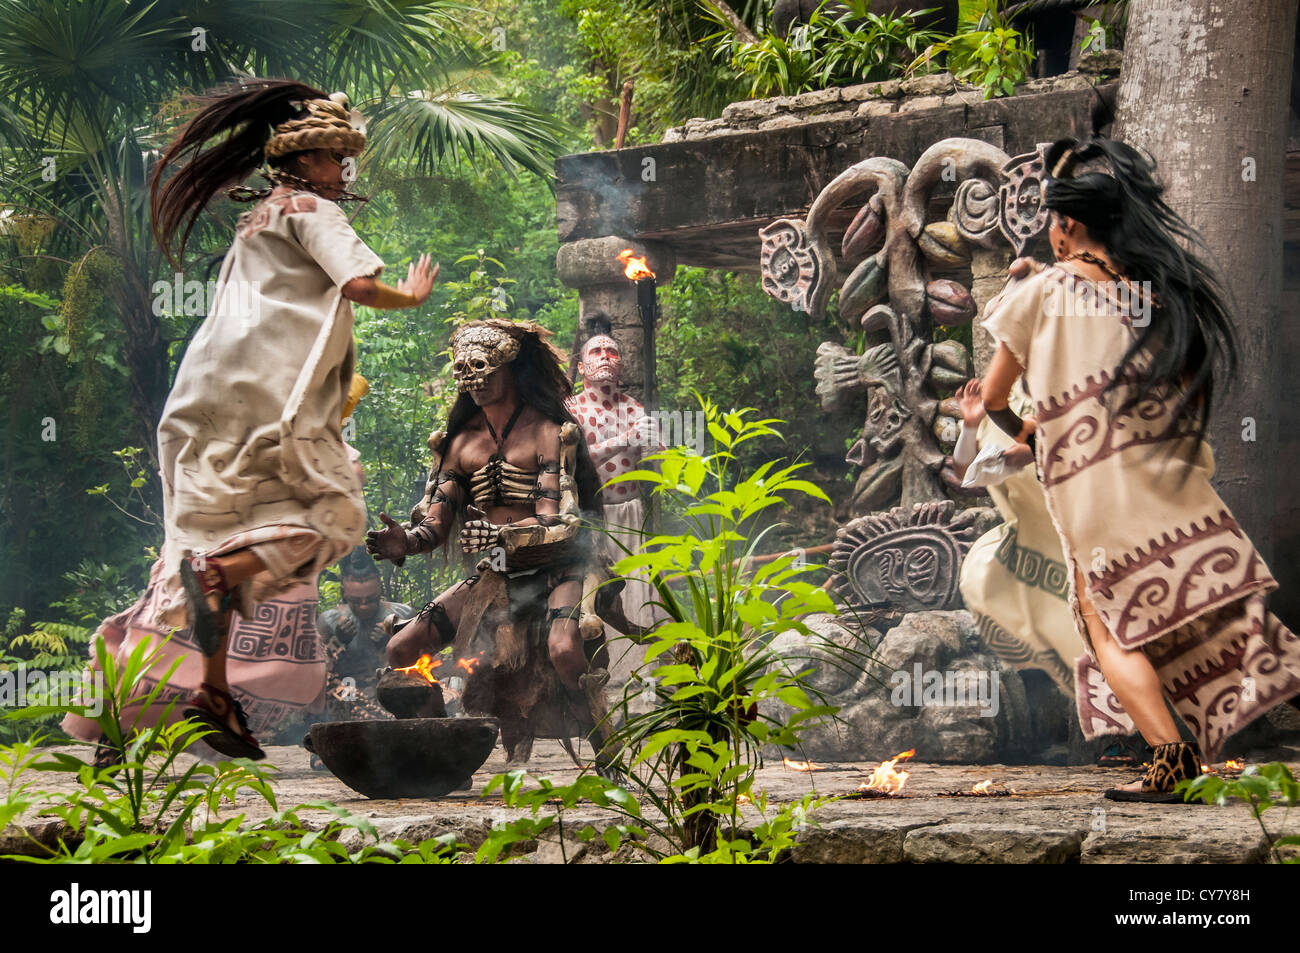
6, 741, 1297, 863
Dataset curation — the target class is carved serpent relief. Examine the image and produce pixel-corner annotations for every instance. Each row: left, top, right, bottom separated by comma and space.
762, 138, 1053, 517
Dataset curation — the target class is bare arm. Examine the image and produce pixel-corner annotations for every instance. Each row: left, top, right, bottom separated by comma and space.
366, 451, 467, 561
343, 255, 438, 309
980, 344, 1036, 444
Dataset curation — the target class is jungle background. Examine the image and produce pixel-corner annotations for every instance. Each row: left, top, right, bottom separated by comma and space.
0, 0, 1088, 678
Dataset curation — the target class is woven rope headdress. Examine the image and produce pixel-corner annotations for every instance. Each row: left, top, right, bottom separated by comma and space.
265, 92, 367, 159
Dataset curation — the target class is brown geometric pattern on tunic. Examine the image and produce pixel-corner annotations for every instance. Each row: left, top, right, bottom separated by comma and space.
237, 192, 319, 239
974, 612, 1072, 688
1145, 595, 1300, 761
993, 526, 1069, 600
1034, 369, 1196, 490
1074, 651, 1135, 738
1086, 509, 1270, 646
225, 597, 323, 663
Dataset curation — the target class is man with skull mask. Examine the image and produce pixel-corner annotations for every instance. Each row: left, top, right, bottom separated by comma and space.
366, 319, 610, 759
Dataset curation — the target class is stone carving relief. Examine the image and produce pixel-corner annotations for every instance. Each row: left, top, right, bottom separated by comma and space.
830, 500, 982, 612
761, 137, 1053, 517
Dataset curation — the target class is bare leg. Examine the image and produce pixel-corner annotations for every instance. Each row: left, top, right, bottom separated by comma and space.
1075, 568, 1181, 791
194, 549, 265, 733
547, 579, 586, 690
386, 579, 471, 668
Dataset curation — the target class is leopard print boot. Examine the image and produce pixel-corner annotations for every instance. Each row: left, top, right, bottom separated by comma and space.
1104, 741, 1205, 803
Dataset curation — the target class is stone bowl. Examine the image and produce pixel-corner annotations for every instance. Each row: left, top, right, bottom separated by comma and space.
305, 717, 499, 799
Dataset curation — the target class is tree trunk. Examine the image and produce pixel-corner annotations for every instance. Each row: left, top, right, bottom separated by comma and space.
1113, 0, 1298, 619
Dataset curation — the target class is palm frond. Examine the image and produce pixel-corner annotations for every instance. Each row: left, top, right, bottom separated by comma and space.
366, 90, 566, 183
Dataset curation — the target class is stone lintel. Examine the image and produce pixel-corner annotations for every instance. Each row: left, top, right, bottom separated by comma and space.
555, 236, 676, 289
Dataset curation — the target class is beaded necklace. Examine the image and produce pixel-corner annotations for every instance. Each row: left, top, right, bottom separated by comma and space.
1060, 250, 1163, 312
226, 167, 368, 204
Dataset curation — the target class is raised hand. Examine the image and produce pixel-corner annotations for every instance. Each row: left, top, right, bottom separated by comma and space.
957, 379, 985, 426
459, 505, 502, 553
397, 253, 438, 306
366, 512, 411, 562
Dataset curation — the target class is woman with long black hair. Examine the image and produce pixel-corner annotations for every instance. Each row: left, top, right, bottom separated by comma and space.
978, 136, 1300, 802
65, 79, 436, 761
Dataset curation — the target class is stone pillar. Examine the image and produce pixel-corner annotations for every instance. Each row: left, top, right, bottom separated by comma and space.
556, 237, 676, 403
969, 246, 1012, 375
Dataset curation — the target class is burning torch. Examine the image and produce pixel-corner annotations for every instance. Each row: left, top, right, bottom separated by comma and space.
617, 248, 658, 412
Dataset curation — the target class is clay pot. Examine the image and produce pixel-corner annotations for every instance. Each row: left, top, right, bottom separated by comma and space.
306, 717, 499, 799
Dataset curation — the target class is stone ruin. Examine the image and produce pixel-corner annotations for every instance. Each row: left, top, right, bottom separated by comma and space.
554, 55, 1300, 765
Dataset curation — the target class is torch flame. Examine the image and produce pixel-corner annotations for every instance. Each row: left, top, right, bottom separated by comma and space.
783, 757, 820, 772
972, 779, 993, 794
617, 248, 655, 281
395, 654, 440, 685
859, 748, 915, 795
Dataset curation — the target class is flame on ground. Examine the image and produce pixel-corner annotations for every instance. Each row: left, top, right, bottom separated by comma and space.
457, 656, 480, 675
395, 654, 440, 685
859, 749, 915, 795
971, 779, 993, 794
783, 757, 821, 772
617, 248, 655, 281
1225, 759, 1245, 771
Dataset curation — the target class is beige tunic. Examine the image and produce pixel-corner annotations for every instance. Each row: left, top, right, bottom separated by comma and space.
983, 264, 1300, 759
959, 385, 1078, 695
153, 189, 383, 627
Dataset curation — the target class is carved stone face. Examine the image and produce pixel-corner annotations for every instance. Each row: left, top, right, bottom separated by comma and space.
450, 324, 520, 394
579, 334, 622, 384
998, 148, 1050, 255
866, 388, 909, 457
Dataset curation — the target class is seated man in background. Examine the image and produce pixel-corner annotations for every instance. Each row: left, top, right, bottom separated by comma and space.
317, 546, 414, 721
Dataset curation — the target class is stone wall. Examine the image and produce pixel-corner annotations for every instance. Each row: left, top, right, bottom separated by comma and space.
661, 51, 1122, 146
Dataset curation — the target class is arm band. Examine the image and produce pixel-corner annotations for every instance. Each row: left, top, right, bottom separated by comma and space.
987, 406, 1025, 441
409, 523, 441, 553
988, 406, 1037, 454
953, 422, 979, 468
367, 283, 419, 309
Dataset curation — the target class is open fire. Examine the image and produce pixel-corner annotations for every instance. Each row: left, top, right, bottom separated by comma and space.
616, 248, 659, 410
783, 757, 822, 772
854, 748, 915, 797
617, 248, 655, 281
395, 654, 441, 685
937, 778, 1013, 797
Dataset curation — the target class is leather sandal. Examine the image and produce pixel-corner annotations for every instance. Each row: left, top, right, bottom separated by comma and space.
92, 733, 123, 769
1104, 741, 1205, 803
183, 682, 266, 761
179, 555, 234, 657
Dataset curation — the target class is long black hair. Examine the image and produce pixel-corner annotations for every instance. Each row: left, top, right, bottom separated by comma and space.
444, 325, 603, 514
150, 78, 329, 267
1043, 136, 1238, 458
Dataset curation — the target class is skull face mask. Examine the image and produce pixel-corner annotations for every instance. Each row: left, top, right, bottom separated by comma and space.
450, 324, 520, 393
